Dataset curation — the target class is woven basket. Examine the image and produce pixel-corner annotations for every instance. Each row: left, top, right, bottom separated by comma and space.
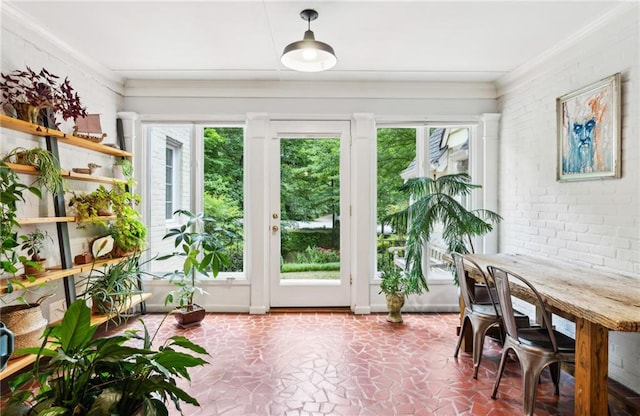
0, 296, 50, 357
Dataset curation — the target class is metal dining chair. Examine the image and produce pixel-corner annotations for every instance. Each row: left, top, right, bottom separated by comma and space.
452, 253, 506, 379
488, 266, 576, 416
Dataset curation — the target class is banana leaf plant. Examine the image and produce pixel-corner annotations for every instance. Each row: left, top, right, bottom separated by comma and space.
385, 173, 502, 294
5, 299, 208, 416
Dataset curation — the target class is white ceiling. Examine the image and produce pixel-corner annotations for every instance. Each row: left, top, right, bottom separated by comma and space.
4, 1, 627, 84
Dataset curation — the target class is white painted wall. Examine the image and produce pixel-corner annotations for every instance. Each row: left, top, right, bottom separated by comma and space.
497, 4, 639, 392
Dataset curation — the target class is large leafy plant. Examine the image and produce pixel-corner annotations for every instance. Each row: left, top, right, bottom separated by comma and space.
386, 173, 502, 293
159, 210, 233, 310
5, 299, 208, 416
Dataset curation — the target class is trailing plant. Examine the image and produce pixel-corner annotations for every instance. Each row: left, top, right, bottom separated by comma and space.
113, 158, 133, 178
2, 147, 63, 195
0, 66, 87, 124
386, 173, 502, 293
159, 210, 234, 310
0, 161, 41, 289
5, 299, 208, 416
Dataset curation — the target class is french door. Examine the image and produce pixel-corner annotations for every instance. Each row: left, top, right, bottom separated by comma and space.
268, 121, 351, 307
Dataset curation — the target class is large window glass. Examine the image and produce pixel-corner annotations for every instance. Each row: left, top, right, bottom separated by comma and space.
203, 127, 244, 273
376, 126, 471, 278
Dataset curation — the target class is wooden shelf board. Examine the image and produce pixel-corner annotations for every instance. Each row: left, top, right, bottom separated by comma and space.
89, 292, 153, 326
0, 343, 53, 380
0, 115, 132, 157
0, 257, 129, 293
17, 216, 76, 225
66, 171, 125, 184
5, 162, 38, 175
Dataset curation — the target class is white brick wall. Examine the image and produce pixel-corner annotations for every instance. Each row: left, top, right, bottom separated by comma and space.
498, 6, 639, 391
145, 126, 192, 274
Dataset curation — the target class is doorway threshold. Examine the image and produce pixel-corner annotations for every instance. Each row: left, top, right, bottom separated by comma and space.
269, 307, 352, 314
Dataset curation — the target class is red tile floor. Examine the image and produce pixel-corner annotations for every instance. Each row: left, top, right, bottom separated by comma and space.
103, 312, 636, 416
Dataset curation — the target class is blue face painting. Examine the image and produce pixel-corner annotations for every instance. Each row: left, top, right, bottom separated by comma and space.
566, 118, 596, 173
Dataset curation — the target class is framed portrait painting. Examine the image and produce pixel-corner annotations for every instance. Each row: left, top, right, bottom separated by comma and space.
557, 73, 621, 182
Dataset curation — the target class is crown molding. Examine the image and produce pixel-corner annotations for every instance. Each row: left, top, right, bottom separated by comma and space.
1, 3, 124, 95
124, 79, 497, 100
496, 2, 637, 97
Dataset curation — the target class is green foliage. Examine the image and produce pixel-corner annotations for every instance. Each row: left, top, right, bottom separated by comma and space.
203, 127, 244, 209
0, 161, 41, 281
386, 173, 502, 294
159, 210, 234, 309
280, 139, 340, 223
78, 254, 145, 318
2, 147, 63, 194
378, 264, 412, 296
281, 229, 338, 256
377, 128, 416, 231
69, 185, 113, 221
221, 243, 243, 272
114, 158, 133, 178
280, 262, 340, 273
19, 228, 52, 261
5, 299, 208, 416
292, 246, 340, 264
203, 192, 243, 236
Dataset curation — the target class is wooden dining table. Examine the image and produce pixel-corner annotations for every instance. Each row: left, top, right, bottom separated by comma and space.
462, 253, 640, 416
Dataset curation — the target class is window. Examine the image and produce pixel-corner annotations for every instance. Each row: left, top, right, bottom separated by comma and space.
203, 126, 244, 273
164, 137, 180, 221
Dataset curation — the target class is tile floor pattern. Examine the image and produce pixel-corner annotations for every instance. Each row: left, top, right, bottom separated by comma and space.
102, 312, 634, 416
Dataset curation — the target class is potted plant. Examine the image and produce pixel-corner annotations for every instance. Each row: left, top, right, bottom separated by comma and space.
19, 229, 52, 276
378, 263, 411, 323
386, 173, 502, 293
107, 182, 146, 256
77, 236, 140, 317
4, 299, 208, 415
69, 185, 114, 221
113, 158, 133, 180
159, 210, 233, 328
2, 147, 64, 195
0, 66, 87, 126
0, 161, 41, 283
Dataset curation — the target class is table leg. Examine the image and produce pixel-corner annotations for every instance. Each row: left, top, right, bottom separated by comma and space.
574, 318, 608, 416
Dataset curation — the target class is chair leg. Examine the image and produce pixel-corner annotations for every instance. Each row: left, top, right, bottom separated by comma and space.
521, 361, 545, 416
549, 361, 561, 396
491, 347, 510, 399
472, 322, 488, 379
453, 317, 468, 358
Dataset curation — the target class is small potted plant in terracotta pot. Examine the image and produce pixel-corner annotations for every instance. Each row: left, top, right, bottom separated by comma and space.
19, 229, 52, 276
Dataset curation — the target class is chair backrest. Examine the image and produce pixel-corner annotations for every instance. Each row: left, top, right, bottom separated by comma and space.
488, 266, 559, 352
452, 253, 500, 316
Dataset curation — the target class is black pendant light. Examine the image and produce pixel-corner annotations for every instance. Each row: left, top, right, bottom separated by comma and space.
281, 9, 337, 72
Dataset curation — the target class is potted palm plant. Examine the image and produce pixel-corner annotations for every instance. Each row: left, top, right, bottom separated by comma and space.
4, 299, 208, 416
386, 173, 502, 293
159, 210, 233, 328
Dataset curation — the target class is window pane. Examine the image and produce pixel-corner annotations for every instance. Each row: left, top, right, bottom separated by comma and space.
376, 128, 416, 271
203, 127, 244, 272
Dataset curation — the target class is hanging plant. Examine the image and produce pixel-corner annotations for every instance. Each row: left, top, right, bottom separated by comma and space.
2, 147, 64, 195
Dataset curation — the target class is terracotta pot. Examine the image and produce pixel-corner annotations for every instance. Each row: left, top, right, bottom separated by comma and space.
385, 293, 405, 323
23, 259, 47, 276
173, 304, 206, 328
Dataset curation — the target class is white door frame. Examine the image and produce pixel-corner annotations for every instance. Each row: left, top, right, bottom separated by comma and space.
268, 120, 351, 307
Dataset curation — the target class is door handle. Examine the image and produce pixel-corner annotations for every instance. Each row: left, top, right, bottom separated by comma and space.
272, 225, 279, 232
